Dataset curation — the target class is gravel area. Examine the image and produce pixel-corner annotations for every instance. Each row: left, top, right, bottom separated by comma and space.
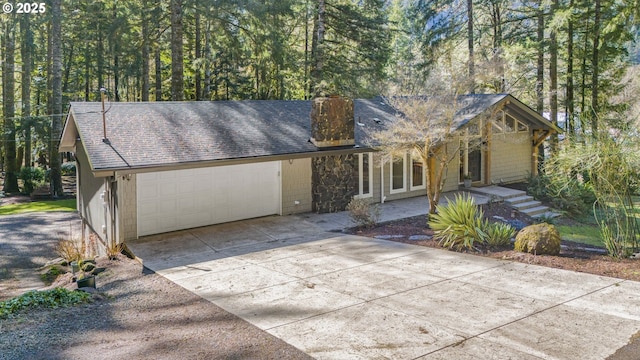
0, 254, 313, 360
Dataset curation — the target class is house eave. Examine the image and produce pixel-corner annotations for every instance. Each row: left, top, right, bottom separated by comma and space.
59, 111, 79, 153
90, 146, 376, 177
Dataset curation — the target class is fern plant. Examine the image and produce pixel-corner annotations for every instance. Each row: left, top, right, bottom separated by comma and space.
428, 194, 488, 251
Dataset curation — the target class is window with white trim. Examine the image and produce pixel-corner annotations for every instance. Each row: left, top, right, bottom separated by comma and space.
390, 154, 406, 193
410, 155, 426, 191
355, 153, 373, 199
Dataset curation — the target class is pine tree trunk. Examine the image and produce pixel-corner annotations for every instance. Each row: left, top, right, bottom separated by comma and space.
21, 15, 32, 168
310, 0, 325, 97
591, 0, 600, 136
141, 0, 150, 101
535, 1, 545, 169
566, 0, 574, 136
549, 0, 559, 153
155, 0, 162, 101
170, 0, 184, 101
467, 0, 475, 93
3, 16, 20, 193
195, 12, 202, 101
536, 1, 544, 114
49, 0, 64, 197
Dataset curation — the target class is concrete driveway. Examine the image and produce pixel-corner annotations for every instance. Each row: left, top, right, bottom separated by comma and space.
128, 215, 640, 359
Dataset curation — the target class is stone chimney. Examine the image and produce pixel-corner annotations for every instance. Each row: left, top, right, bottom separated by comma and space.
310, 96, 357, 213
310, 96, 354, 147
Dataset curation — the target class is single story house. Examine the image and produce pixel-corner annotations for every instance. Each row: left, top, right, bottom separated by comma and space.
59, 94, 560, 247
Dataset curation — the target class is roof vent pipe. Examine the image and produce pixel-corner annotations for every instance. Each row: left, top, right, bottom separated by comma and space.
100, 88, 110, 144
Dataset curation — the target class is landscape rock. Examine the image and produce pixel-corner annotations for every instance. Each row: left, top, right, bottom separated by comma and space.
408, 235, 432, 241
514, 223, 561, 255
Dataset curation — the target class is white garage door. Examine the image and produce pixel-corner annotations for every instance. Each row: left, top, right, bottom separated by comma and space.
137, 162, 280, 237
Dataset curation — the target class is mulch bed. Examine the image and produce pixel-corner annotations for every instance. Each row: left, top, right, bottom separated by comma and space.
349, 202, 640, 282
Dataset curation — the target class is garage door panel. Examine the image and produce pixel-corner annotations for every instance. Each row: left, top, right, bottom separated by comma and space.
137, 162, 280, 237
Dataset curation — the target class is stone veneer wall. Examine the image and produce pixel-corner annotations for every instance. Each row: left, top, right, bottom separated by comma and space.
312, 154, 357, 213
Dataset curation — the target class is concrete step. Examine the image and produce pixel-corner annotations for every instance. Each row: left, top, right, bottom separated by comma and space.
511, 200, 543, 211
520, 205, 551, 217
466, 186, 526, 200
505, 195, 535, 205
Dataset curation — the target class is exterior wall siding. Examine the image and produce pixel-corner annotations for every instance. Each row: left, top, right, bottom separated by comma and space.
76, 143, 107, 242
117, 174, 137, 241
281, 158, 312, 214
441, 138, 462, 192
490, 132, 531, 184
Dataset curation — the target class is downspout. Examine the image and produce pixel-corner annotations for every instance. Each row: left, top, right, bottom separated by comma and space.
101, 178, 110, 248
380, 157, 386, 203
109, 176, 117, 247
102, 176, 118, 251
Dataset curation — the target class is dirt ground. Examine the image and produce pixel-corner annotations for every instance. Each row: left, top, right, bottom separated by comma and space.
0, 254, 313, 360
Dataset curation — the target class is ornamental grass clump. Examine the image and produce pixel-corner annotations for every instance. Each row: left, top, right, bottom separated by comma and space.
486, 222, 516, 247
428, 194, 488, 251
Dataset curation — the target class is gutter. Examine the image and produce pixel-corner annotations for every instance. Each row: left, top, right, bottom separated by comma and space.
91, 146, 377, 177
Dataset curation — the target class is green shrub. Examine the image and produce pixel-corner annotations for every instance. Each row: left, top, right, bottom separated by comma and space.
429, 194, 488, 251
19, 167, 45, 194
486, 222, 516, 247
526, 172, 595, 217
346, 198, 380, 228
61, 161, 76, 176
0, 288, 91, 318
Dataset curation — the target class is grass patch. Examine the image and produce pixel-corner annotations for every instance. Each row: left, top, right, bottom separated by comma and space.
557, 224, 604, 248
0, 199, 76, 215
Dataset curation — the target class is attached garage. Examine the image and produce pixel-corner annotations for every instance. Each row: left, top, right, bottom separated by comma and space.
137, 162, 281, 236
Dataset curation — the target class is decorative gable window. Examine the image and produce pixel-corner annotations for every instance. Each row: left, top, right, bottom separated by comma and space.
390, 154, 406, 194
493, 112, 529, 134
355, 153, 373, 199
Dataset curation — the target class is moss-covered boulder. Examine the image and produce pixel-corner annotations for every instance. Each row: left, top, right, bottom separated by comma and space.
514, 223, 561, 255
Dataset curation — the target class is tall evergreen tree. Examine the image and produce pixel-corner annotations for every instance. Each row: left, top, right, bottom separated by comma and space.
49, 0, 63, 197
2, 14, 19, 193
170, 0, 184, 100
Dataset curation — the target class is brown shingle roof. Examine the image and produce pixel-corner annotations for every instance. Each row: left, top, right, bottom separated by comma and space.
65, 98, 397, 171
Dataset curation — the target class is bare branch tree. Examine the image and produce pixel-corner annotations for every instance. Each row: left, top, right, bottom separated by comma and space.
369, 72, 493, 216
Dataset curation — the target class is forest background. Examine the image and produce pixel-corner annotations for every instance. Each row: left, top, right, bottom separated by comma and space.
0, 0, 639, 196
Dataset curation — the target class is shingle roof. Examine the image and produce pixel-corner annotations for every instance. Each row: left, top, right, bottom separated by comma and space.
63, 94, 557, 172
65, 97, 397, 171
